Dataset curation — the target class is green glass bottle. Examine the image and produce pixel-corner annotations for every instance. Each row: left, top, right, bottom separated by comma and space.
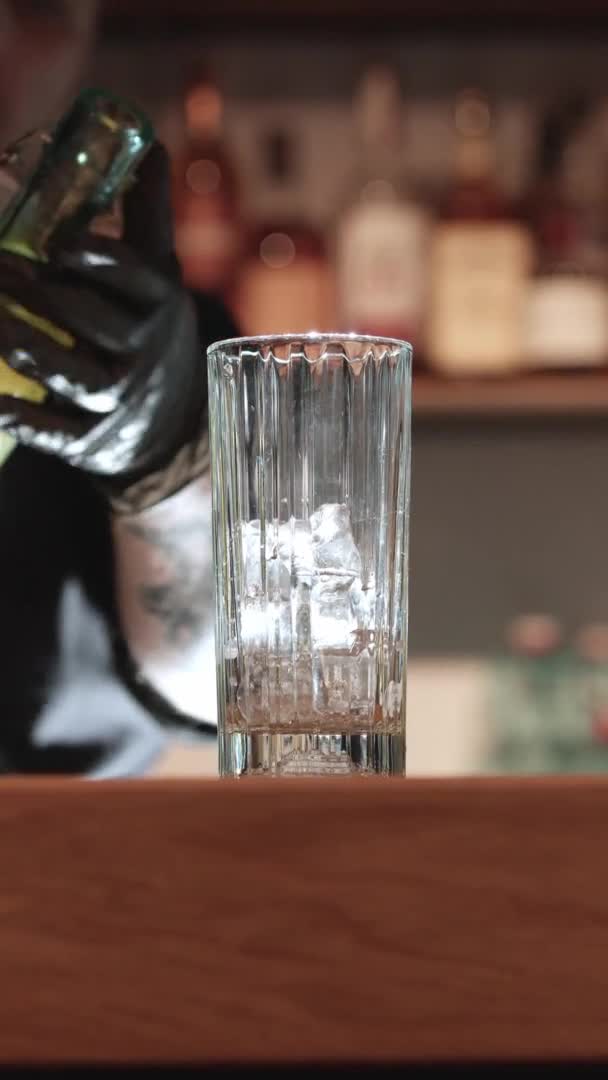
0, 87, 154, 465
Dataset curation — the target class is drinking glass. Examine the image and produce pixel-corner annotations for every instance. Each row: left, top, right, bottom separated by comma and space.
208, 333, 411, 777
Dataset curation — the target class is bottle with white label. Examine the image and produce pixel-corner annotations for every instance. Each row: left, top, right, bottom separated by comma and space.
522, 97, 608, 371
334, 65, 431, 358
427, 89, 533, 377
237, 128, 332, 336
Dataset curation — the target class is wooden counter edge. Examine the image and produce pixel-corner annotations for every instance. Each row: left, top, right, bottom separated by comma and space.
0, 775, 606, 1065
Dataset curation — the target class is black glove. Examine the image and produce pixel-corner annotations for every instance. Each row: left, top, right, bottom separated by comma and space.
0, 142, 205, 509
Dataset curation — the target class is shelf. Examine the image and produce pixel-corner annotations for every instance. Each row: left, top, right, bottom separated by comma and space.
102, 0, 608, 17
101, 0, 608, 33
413, 371, 608, 418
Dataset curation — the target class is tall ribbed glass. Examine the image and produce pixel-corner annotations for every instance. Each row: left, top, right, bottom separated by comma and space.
208, 334, 411, 777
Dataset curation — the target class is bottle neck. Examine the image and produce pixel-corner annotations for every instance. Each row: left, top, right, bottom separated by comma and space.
187, 120, 222, 146
454, 132, 495, 184
442, 90, 512, 219
258, 129, 310, 226
353, 67, 406, 189
184, 81, 224, 143
443, 129, 512, 220
358, 133, 403, 188
1, 93, 152, 259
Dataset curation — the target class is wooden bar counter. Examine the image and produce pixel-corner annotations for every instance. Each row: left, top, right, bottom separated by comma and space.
1, 776, 607, 1065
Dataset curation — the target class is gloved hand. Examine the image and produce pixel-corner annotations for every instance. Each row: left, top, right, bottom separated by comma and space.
0, 142, 205, 511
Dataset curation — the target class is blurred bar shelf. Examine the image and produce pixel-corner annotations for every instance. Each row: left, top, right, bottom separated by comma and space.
414, 371, 608, 418
101, 0, 608, 33
2, 775, 608, 1066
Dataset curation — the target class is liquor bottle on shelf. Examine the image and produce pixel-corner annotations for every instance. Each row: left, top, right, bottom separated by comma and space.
334, 64, 431, 356
172, 67, 242, 302
522, 97, 608, 371
236, 127, 331, 336
488, 614, 564, 774
574, 623, 608, 755
427, 89, 533, 377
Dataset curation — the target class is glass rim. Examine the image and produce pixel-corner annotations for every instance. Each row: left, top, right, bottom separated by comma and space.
208, 331, 412, 356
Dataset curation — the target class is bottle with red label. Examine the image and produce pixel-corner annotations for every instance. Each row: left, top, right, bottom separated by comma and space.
334, 64, 432, 359
172, 67, 242, 303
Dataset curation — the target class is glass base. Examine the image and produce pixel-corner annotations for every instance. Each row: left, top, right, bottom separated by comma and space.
220, 728, 405, 777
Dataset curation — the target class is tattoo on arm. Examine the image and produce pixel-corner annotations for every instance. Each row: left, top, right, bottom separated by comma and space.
125, 516, 214, 648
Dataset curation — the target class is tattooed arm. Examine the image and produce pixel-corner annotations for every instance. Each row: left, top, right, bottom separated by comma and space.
111, 473, 218, 727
